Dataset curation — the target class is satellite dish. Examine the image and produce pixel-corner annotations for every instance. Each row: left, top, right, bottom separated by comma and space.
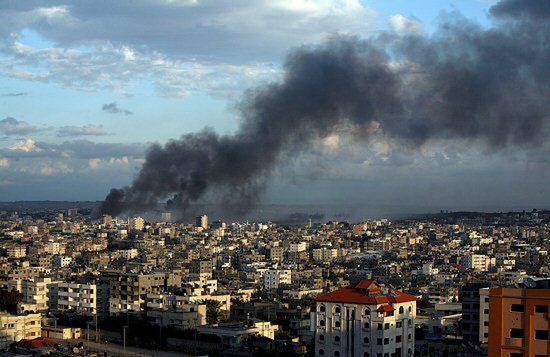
72, 347, 81, 354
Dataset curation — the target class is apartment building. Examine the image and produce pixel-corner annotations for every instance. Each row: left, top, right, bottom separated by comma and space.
460, 282, 490, 344
462, 254, 490, 272
49, 282, 109, 316
101, 270, 179, 315
313, 279, 417, 357
488, 287, 549, 357
263, 269, 292, 290
479, 287, 490, 345
7, 277, 53, 313
0, 312, 42, 349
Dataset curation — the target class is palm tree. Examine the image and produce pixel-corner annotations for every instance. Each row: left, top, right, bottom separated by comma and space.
205, 300, 222, 324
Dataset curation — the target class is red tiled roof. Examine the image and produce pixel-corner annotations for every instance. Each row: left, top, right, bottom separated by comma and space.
378, 304, 395, 312
315, 279, 418, 305
16, 338, 59, 350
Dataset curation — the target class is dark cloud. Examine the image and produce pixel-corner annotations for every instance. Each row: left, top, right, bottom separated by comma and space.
57, 124, 112, 137
101, 0, 550, 216
490, 0, 550, 20
102, 102, 133, 115
0, 117, 46, 136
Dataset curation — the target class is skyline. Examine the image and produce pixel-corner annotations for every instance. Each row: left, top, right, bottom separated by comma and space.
1, 0, 549, 213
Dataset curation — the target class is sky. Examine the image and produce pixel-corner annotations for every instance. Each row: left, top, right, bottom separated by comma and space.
0, 0, 548, 214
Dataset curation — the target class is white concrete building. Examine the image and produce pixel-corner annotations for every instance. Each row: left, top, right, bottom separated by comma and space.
290, 242, 307, 253
0, 312, 42, 349
263, 269, 292, 290
7, 278, 52, 313
313, 280, 417, 357
49, 282, 101, 315
462, 254, 490, 272
479, 287, 490, 345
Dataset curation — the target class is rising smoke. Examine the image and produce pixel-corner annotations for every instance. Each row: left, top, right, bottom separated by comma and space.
101, 0, 550, 216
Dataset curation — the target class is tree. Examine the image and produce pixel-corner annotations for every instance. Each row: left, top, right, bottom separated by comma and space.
205, 300, 222, 324
0, 289, 24, 313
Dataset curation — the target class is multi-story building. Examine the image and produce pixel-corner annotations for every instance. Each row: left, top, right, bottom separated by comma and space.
263, 269, 292, 290
488, 287, 549, 357
7, 277, 53, 313
460, 282, 490, 344
462, 254, 490, 272
190, 259, 213, 280
269, 247, 285, 262
0, 312, 42, 349
49, 282, 109, 316
101, 271, 178, 315
290, 242, 307, 253
6, 246, 26, 259
195, 215, 209, 229
313, 279, 417, 357
479, 287, 490, 345
128, 216, 145, 231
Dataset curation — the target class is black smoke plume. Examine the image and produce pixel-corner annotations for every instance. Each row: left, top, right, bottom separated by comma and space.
101, 0, 550, 216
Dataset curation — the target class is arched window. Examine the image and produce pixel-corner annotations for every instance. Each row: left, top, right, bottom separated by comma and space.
335, 306, 341, 314
399, 306, 404, 314
409, 306, 412, 312
363, 337, 369, 344
320, 305, 326, 312
335, 321, 341, 328
365, 308, 370, 316
364, 322, 369, 329
320, 320, 325, 326
334, 336, 340, 343
319, 334, 325, 341
319, 349, 325, 355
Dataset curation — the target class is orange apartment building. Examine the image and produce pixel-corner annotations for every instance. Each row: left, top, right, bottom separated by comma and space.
488, 288, 549, 357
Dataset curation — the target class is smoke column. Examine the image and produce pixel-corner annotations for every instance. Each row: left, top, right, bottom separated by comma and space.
101, 0, 549, 216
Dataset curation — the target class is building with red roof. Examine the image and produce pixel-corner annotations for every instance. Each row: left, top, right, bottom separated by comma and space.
312, 279, 417, 357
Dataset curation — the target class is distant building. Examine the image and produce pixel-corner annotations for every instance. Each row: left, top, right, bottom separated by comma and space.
263, 269, 292, 290
488, 287, 549, 357
462, 254, 491, 272
313, 279, 417, 357
196, 215, 209, 229
128, 216, 145, 231
161, 212, 172, 222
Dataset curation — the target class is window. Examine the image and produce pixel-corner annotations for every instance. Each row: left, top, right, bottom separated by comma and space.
335, 321, 341, 328
396, 335, 402, 343
484, 321, 489, 326
408, 334, 412, 340
335, 306, 341, 314
334, 351, 340, 356
319, 334, 324, 341
363, 337, 369, 344
408, 306, 412, 312
384, 323, 390, 330
399, 306, 404, 314
396, 321, 402, 328
363, 353, 370, 357
484, 309, 489, 314
510, 328, 524, 338
535, 305, 548, 314
334, 336, 340, 343
510, 353, 523, 357
364, 322, 370, 329
377, 323, 382, 330
408, 319, 412, 325
383, 338, 389, 345
365, 308, 370, 315
535, 330, 548, 340
377, 338, 382, 345
320, 305, 326, 312
320, 320, 325, 326
319, 349, 325, 355
511, 304, 524, 312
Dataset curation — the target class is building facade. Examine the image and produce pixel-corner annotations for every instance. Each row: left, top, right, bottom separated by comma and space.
313, 280, 417, 357
488, 287, 549, 357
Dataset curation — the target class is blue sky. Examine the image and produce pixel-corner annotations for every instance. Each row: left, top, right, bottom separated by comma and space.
0, 0, 548, 213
